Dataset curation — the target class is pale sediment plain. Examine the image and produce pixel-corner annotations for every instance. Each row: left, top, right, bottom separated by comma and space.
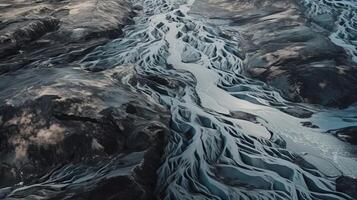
1, 0, 357, 199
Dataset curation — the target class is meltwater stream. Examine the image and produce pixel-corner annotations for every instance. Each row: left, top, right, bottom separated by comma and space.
4, 0, 357, 199
82, 0, 357, 199
300, 0, 357, 62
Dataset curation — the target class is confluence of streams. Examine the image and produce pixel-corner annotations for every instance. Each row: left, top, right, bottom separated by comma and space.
80, 0, 357, 199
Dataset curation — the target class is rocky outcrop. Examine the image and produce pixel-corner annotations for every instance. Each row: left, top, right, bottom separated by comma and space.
0, 65, 170, 199
1, 0, 356, 199
328, 126, 357, 145
191, 0, 357, 108
0, 0, 136, 74
336, 176, 357, 199
0, 2, 168, 199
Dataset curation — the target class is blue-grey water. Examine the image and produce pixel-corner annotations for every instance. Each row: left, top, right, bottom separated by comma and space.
2, 0, 357, 199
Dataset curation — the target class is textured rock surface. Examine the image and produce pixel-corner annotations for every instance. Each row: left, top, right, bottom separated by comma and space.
336, 176, 357, 199
191, 0, 357, 108
0, 66, 170, 199
328, 126, 357, 145
1, 0, 357, 199
0, 0, 135, 74
0, 1, 171, 199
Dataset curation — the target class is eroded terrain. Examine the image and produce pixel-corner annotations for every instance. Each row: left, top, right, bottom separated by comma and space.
1, 0, 357, 199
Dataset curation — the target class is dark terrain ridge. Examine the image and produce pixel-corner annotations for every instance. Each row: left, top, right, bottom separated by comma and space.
192, 0, 357, 109
0, 1, 168, 199
191, 0, 357, 152
0, 0, 357, 199
0, 0, 135, 74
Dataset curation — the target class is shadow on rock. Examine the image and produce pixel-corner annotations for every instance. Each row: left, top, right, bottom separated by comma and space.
0, 65, 170, 200
0, 0, 136, 74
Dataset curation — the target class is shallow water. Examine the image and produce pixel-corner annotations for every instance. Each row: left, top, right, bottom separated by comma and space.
80, 0, 357, 199
299, 0, 357, 62
3, 0, 357, 199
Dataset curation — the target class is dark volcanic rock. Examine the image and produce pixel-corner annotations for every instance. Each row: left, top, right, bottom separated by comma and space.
0, 3, 157, 196
301, 121, 319, 129
336, 176, 357, 199
0, 0, 135, 74
0, 65, 170, 199
0, 18, 60, 59
279, 106, 314, 118
328, 126, 357, 145
191, 0, 357, 108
